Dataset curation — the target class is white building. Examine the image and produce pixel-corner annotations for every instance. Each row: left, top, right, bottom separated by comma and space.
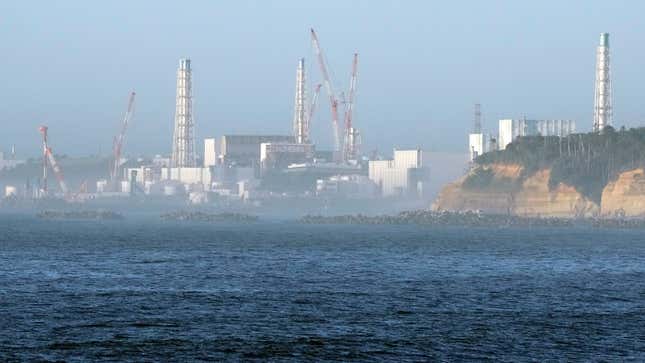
368, 149, 430, 198
124, 166, 213, 192
469, 133, 485, 162
203, 138, 218, 167
498, 119, 576, 150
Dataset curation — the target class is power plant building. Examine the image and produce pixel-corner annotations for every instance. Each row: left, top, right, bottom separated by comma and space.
204, 135, 295, 167
203, 138, 218, 167
260, 142, 314, 170
498, 119, 576, 150
368, 149, 430, 198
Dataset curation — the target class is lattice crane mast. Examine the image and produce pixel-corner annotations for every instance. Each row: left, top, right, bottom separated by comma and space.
343, 53, 359, 160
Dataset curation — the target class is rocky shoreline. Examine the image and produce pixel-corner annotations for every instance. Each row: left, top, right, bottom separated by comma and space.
37, 210, 124, 220
298, 210, 645, 229
161, 211, 260, 223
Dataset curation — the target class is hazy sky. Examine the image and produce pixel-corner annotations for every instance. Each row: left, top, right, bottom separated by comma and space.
1, 1, 644, 158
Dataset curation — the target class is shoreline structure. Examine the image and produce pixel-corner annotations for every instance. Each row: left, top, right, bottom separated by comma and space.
298, 210, 645, 229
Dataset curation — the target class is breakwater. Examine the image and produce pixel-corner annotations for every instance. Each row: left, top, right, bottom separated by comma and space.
161, 211, 259, 223
37, 210, 124, 220
299, 210, 645, 229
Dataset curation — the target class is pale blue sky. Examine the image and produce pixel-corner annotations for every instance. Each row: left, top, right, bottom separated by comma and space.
1, 1, 644, 158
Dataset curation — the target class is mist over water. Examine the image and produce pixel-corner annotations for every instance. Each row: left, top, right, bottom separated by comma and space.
1, 215, 644, 361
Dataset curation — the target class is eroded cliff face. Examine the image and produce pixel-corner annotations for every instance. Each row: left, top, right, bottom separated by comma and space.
601, 168, 645, 217
430, 176, 513, 215
432, 164, 599, 217
514, 170, 598, 217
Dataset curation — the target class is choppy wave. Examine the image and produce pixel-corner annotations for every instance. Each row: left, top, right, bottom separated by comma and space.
1, 218, 644, 361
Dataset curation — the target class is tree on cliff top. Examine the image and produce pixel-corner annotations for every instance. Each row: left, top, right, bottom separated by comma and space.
473, 126, 645, 203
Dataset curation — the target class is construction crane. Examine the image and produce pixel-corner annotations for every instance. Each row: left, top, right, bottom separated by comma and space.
306, 83, 322, 142
310, 28, 342, 160
110, 92, 136, 188
39, 126, 48, 196
39, 126, 69, 196
343, 53, 359, 160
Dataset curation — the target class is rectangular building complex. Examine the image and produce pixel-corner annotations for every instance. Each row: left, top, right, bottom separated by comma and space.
368, 149, 430, 198
498, 119, 575, 150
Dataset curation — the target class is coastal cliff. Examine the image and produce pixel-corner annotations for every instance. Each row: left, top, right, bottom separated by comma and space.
432, 165, 599, 217
433, 164, 645, 218
433, 127, 645, 218
601, 168, 645, 217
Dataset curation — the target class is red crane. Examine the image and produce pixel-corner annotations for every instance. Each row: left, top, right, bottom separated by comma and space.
306, 83, 322, 141
38, 125, 69, 196
110, 92, 136, 187
343, 53, 358, 160
310, 29, 342, 160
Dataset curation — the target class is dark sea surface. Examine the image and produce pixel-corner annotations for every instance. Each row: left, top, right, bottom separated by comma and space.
1, 214, 645, 362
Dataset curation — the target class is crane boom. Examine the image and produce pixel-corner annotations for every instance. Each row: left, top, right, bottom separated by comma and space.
39, 126, 48, 195
45, 147, 69, 195
310, 29, 341, 157
306, 84, 322, 139
343, 53, 358, 159
111, 92, 136, 185
38, 125, 69, 196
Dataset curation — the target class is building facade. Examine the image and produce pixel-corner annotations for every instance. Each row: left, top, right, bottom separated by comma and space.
498, 119, 576, 150
218, 135, 294, 167
368, 149, 430, 198
260, 142, 314, 170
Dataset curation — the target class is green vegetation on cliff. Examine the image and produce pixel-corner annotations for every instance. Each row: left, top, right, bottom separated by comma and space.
472, 126, 645, 203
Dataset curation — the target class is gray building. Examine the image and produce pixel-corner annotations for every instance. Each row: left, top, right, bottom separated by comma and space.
204, 135, 294, 167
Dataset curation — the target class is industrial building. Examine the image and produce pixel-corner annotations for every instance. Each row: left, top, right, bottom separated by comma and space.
468, 104, 485, 162
368, 149, 430, 198
204, 135, 294, 167
260, 142, 314, 171
0, 149, 23, 171
203, 138, 218, 167
316, 175, 377, 198
498, 118, 576, 150
467, 104, 498, 162
469, 133, 486, 161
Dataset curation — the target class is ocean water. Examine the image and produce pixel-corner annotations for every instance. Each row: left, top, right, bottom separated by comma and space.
1, 214, 645, 361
